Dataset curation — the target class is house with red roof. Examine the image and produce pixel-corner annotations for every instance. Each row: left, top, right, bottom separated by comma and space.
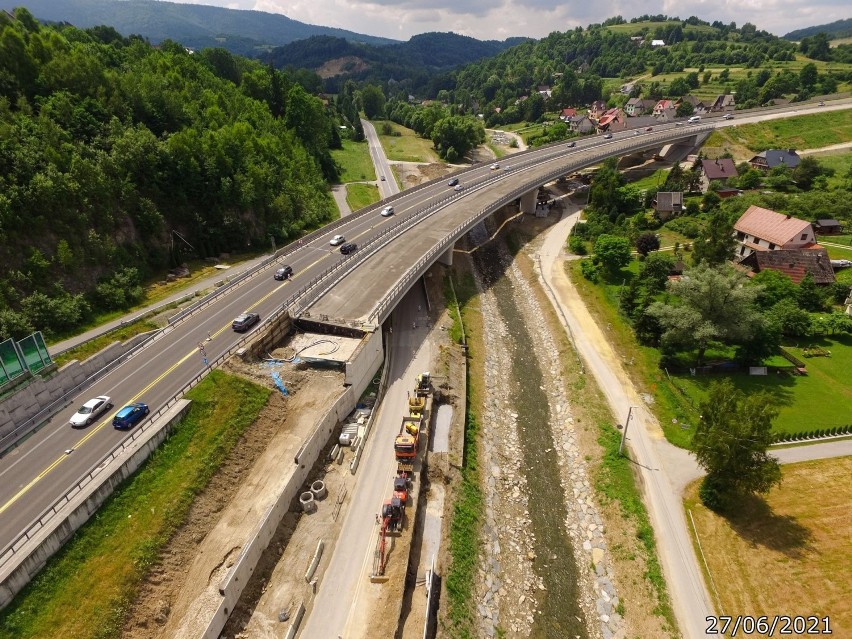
559, 107, 578, 120
653, 99, 675, 116
740, 248, 835, 285
733, 205, 817, 260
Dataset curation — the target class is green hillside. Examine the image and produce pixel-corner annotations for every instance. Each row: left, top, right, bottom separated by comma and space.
0, 9, 339, 339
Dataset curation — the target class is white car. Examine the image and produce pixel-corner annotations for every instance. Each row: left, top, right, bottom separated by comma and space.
380, 206, 394, 217
490, 163, 500, 170
453, 184, 465, 192
70, 395, 112, 428
723, 113, 734, 120
329, 234, 345, 246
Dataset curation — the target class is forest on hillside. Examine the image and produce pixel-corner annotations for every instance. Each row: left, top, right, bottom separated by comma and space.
0, 8, 340, 339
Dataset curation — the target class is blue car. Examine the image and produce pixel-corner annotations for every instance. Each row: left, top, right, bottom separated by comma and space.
113, 403, 150, 430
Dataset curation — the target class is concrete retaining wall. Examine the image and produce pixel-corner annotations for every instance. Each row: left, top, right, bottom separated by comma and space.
202, 348, 382, 639
0, 400, 191, 608
0, 332, 155, 444
344, 328, 383, 389
242, 313, 294, 360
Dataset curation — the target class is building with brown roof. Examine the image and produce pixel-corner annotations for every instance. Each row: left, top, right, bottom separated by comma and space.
700, 158, 738, 191
733, 205, 817, 259
740, 248, 835, 284
749, 149, 800, 171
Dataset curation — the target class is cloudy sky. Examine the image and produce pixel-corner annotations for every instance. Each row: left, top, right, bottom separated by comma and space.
162, 0, 848, 41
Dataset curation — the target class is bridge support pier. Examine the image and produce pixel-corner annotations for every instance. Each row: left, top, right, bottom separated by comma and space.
519, 188, 539, 215
438, 242, 455, 266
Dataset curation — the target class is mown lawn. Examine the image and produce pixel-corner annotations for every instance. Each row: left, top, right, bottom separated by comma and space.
568, 257, 852, 446
331, 138, 375, 183
373, 120, 440, 163
53, 321, 159, 367
0, 371, 270, 639
345, 182, 380, 211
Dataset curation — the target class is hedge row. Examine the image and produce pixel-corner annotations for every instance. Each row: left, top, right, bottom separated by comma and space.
773, 424, 852, 443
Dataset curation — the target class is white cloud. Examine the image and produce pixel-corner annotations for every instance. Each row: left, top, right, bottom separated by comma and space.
165, 0, 851, 40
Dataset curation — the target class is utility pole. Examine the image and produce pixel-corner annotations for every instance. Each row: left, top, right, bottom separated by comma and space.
618, 406, 635, 456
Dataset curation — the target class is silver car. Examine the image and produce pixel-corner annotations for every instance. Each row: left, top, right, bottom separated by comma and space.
329, 234, 345, 246
70, 395, 112, 428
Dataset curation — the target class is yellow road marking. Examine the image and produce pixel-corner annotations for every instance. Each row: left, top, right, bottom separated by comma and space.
0, 225, 379, 516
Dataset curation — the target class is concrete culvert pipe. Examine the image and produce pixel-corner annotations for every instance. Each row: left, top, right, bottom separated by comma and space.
299, 491, 317, 513
311, 480, 327, 500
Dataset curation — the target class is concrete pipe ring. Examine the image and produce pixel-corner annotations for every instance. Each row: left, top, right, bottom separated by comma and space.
299, 491, 317, 513
372, 377, 380, 385
311, 480, 328, 500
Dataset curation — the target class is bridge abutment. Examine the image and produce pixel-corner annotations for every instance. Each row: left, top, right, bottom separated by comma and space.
519, 188, 539, 214
438, 242, 455, 266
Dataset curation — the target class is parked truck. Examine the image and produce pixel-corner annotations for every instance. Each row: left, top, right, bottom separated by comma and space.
394, 415, 421, 463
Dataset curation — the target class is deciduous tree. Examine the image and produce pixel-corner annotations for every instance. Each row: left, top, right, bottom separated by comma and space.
694, 380, 781, 511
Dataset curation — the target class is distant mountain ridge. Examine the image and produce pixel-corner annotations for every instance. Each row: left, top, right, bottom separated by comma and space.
268, 32, 530, 76
3, 0, 398, 55
784, 18, 852, 41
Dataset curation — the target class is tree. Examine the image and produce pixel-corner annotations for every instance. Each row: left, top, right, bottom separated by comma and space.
639, 252, 675, 293
645, 264, 761, 364
593, 234, 632, 277
796, 273, 825, 312
692, 210, 735, 266
635, 232, 660, 256
430, 115, 484, 160
360, 84, 386, 119
767, 298, 811, 337
750, 270, 798, 309
693, 380, 781, 511
799, 63, 818, 90
676, 101, 694, 117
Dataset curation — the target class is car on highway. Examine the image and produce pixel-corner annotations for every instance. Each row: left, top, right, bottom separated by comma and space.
113, 403, 149, 430
380, 175, 386, 181
232, 312, 260, 332
645, 126, 653, 131
274, 265, 293, 280
447, 177, 459, 187
329, 234, 345, 246
567, 141, 576, 148
723, 113, 734, 120
687, 115, 701, 123
603, 133, 613, 139
453, 184, 465, 192
818, 101, 825, 106
490, 163, 499, 170
380, 205, 394, 217
69, 395, 112, 428
340, 242, 357, 255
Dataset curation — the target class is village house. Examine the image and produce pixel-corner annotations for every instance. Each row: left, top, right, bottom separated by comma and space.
733, 205, 817, 259
749, 149, 801, 172
654, 192, 684, 221
568, 114, 596, 134
624, 98, 655, 116
537, 85, 552, 98
700, 158, 738, 191
813, 219, 843, 235
596, 107, 627, 132
710, 94, 736, 111
589, 100, 608, 120
559, 107, 578, 120
653, 99, 675, 117
740, 249, 835, 285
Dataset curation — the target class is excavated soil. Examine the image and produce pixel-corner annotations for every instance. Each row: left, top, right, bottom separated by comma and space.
122, 351, 344, 638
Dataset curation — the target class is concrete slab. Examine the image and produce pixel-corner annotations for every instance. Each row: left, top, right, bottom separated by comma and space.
287, 332, 363, 365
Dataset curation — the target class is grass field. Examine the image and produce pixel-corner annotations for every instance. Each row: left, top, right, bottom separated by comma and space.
704, 110, 852, 158
331, 138, 375, 183
567, 256, 852, 446
809, 152, 852, 189
345, 182, 380, 211
0, 372, 270, 639
373, 120, 440, 163
685, 457, 852, 638
604, 21, 718, 36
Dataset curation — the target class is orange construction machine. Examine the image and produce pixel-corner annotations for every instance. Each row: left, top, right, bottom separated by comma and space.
394, 415, 421, 463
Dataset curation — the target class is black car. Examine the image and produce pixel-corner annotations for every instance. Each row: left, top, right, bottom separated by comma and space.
274, 265, 293, 280
567, 141, 576, 148
447, 177, 459, 187
340, 242, 358, 255
232, 312, 260, 332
